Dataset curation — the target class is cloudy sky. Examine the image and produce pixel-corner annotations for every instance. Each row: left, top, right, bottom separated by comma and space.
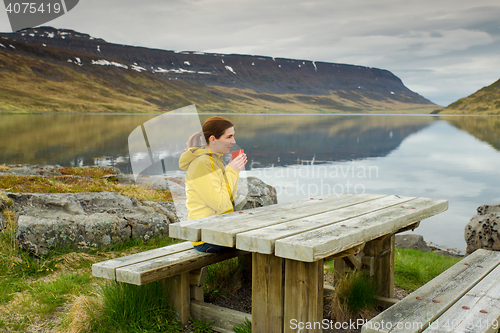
2, 0, 500, 106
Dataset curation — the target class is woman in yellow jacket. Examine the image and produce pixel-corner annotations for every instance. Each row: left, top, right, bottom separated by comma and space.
179, 116, 247, 253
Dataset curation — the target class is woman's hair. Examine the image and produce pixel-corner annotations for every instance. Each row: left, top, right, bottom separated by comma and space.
186, 116, 234, 148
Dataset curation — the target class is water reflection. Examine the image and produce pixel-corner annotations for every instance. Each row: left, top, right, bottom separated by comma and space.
1, 113, 499, 252
0, 114, 156, 168
445, 116, 500, 150
0, 114, 437, 169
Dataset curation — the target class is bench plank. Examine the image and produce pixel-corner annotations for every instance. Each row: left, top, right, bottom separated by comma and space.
92, 241, 193, 280
422, 263, 500, 333
236, 195, 414, 254
275, 197, 448, 262
361, 249, 500, 333
116, 248, 245, 285
170, 193, 385, 242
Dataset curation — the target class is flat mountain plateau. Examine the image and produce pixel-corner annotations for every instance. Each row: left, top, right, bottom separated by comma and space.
0, 27, 436, 114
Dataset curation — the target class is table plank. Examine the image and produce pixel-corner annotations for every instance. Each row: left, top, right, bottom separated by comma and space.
361, 249, 500, 333
204, 193, 389, 247
92, 241, 193, 280
170, 193, 385, 242
236, 195, 414, 254
423, 263, 500, 333
275, 197, 448, 262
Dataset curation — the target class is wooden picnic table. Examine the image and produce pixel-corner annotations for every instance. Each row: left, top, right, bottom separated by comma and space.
170, 193, 448, 333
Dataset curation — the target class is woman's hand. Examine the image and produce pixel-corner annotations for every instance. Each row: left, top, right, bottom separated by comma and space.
228, 153, 247, 171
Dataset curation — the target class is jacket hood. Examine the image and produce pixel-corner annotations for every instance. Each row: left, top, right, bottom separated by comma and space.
179, 147, 223, 170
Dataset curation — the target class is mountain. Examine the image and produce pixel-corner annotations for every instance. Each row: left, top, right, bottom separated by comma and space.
437, 78, 500, 115
0, 26, 436, 113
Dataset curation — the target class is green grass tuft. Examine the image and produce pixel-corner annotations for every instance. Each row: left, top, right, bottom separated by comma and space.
335, 270, 378, 315
394, 248, 461, 291
190, 317, 215, 333
233, 317, 252, 333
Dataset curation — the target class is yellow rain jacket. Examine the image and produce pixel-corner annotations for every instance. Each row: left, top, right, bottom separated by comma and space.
179, 147, 239, 246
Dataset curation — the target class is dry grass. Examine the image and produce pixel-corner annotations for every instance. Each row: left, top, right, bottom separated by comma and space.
0, 167, 172, 202
60, 296, 101, 333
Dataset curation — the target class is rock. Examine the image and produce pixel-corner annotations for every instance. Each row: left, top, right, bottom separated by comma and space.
0, 164, 63, 176
9, 192, 176, 255
465, 203, 500, 254
234, 177, 278, 211
477, 203, 500, 215
395, 234, 431, 252
103, 174, 135, 185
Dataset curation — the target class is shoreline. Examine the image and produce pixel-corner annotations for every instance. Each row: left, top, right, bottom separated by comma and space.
1, 164, 467, 257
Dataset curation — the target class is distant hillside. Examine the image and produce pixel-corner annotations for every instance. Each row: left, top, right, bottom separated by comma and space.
438, 79, 500, 115
0, 27, 436, 113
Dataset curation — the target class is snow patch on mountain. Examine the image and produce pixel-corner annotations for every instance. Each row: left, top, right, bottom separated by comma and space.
225, 66, 236, 75
153, 67, 196, 74
131, 65, 147, 72
92, 59, 128, 69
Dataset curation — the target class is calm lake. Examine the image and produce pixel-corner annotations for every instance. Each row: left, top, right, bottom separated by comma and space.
1, 113, 500, 253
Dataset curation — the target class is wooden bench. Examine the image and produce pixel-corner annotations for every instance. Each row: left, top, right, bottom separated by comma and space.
92, 241, 251, 332
362, 249, 500, 333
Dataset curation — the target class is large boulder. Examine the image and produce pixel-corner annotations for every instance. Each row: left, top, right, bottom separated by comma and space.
9, 192, 177, 255
465, 203, 500, 254
233, 176, 278, 210
8, 173, 278, 254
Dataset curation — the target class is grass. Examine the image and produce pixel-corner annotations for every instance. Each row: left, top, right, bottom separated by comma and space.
85, 282, 182, 333
233, 317, 252, 333
394, 248, 462, 291
0, 204, 185, 332
204, 257, 245, 300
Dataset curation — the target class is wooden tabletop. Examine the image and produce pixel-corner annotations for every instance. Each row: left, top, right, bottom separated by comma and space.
169, 193, 448, 262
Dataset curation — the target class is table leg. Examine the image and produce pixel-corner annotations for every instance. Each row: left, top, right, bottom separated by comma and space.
160, 272, 190, 325
252, 252, 284, 332
284, 259, 324, 333
363, 234, 395, 298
